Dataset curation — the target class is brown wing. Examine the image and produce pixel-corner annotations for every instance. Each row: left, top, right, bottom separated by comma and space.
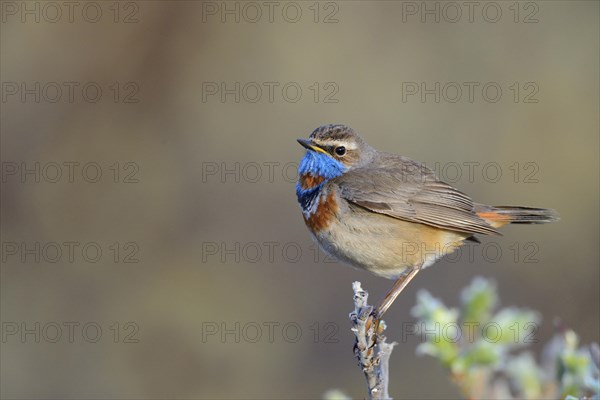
333, 153, 500, 235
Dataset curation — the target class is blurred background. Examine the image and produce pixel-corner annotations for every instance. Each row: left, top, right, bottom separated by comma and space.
1, 1, 598, 399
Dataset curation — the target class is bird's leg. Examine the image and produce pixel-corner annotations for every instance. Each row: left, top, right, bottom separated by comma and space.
372, 264, 422, 321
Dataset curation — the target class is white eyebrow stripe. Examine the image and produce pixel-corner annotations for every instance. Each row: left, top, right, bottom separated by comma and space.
313, 140, 358, 150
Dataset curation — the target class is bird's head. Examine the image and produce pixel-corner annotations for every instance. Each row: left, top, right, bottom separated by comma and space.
296, 124, 374, 181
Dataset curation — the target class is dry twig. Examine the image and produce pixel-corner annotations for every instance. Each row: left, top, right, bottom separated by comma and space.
349, 282, 397, 400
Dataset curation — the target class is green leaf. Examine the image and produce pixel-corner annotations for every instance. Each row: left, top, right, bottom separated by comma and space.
411, 289, 458, 326
461, 340, 502, 367
487, 307, 541, 348
460, 277, 498, 325
506, 352, 543, 399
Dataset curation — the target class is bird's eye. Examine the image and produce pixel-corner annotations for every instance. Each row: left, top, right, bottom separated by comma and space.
335, 146, 346, 156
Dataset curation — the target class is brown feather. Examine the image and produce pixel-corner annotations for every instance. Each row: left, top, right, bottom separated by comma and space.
333, 153, 501, 236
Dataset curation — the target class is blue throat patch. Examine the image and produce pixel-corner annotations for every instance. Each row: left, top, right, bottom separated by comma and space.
296, 150, 346, 215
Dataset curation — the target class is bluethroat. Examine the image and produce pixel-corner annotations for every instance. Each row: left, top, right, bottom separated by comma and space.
296, 124, 558, 319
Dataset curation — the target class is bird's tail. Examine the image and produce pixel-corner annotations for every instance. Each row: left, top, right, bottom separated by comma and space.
475, 205, 560, 228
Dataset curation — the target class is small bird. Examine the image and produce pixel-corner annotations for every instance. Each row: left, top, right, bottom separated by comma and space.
296, 124, 558, 319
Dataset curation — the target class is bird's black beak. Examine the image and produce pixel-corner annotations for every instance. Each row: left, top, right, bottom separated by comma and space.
297, 138, 314, 150
297, 138, 328, 154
